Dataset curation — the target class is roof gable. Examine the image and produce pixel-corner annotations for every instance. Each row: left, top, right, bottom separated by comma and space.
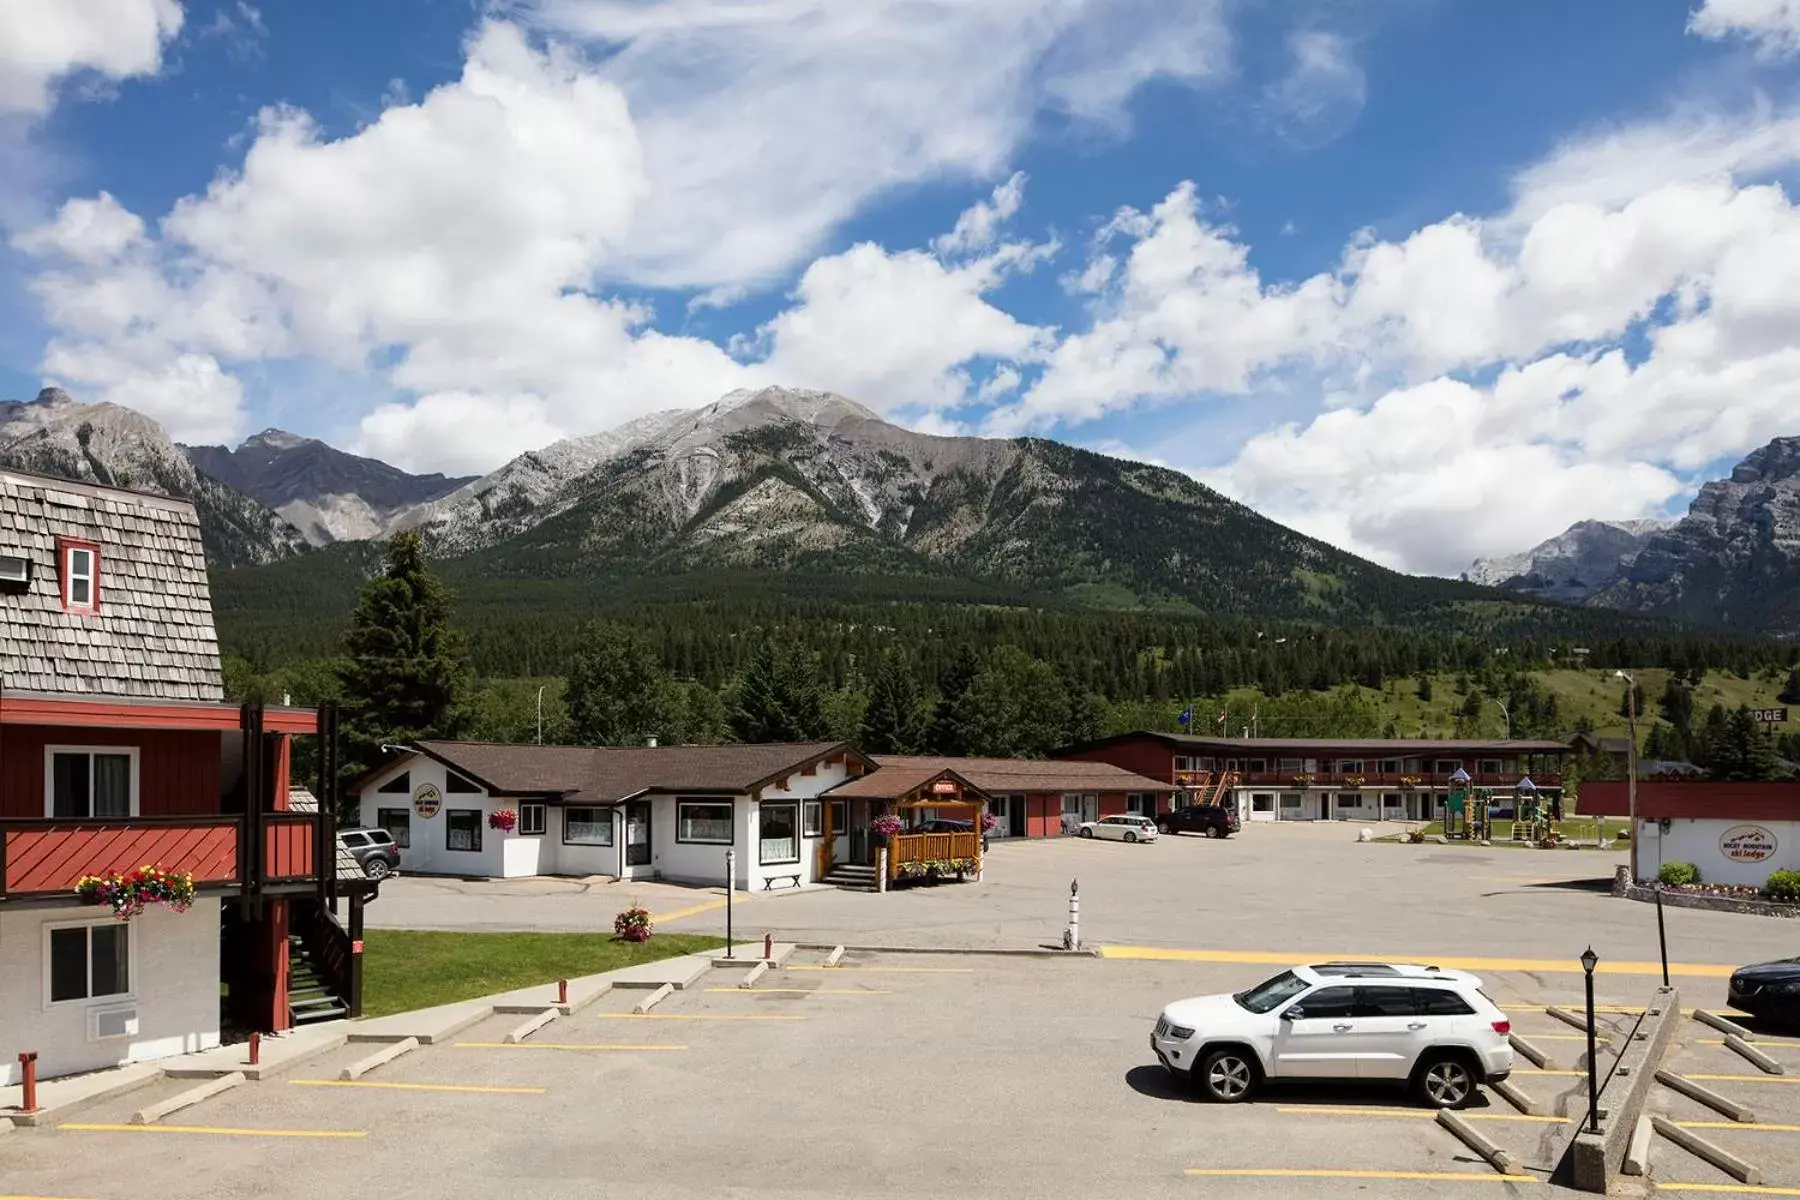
400, 740, 862, 804
0, 468, 222, 702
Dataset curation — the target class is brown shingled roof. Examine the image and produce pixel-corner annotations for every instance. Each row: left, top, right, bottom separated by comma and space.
411, 740, 862, 804
825, 762, 982, 800
863, 755, 1176, 794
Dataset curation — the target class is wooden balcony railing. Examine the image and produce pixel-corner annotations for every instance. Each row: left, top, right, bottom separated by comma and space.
1, 812, 325, 901
888, 831, 982, 880
1224, 770, 1563, 790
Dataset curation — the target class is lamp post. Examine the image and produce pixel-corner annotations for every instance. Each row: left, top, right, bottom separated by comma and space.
535, 685, 546, 745
725, 848, 736, 959
1581, 946, 1600, 1133
1491, 697, 1511, 739
1615, 670, 1639, 881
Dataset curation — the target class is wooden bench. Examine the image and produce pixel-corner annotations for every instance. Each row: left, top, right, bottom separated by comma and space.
764, 873, 802, 890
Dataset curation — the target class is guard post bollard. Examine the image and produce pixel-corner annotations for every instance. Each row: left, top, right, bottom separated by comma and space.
248, 1031, 261, 1067
557, 978, 568, 1007
1064, 878, 1081, 950
763, 933, 773, 960
17, 1051, 39, 1114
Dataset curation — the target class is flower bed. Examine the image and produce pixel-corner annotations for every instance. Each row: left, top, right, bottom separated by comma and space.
76, 866, 197, 920
895, 857, 977, 882
613, 905, 653, 942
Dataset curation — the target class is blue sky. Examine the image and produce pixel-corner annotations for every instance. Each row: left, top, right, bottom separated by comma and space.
5, 0, 1800, 575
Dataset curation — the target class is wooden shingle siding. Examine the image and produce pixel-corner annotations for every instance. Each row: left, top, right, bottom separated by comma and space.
0, 725, 220, 819
4, 818, 240, 893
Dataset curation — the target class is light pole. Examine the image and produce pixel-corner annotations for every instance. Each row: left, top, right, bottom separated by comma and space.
1615, 670, 1639, 881
1491, 698, 1511, 739
725, 848, 736, 958
535, 685, 546, 745
1581, 946, 1600, 1133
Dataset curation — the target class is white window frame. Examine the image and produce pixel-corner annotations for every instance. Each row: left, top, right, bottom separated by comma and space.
677, 800, 735, 846
519, 802, 548, 837
44, 745, 141, 818
563, 806, 615, 847
445, 809, 483, 852
43, 918, 134, 1009
803, 800, 823, 837
61, 542, 99, 614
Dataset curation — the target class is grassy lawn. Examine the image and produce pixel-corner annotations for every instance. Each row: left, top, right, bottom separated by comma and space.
360, 930, 727, 1018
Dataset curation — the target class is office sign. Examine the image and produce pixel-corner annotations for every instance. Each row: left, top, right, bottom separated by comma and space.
931, 779, 959, 796
1751, 707, 1789, 725
1720, 824, 1778, 864
413, 782, 442, 818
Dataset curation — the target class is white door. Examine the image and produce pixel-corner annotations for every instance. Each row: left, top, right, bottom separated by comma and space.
1081, 794, 1100, 824
1351, 987, 1431, 1080
1272, 987, 1363, 1079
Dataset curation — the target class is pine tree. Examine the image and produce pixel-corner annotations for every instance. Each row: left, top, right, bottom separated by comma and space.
337, 532, 472, 790
1780, 669, 1800, 705
1416, 676, 1433, 703
926, 645, 982, 756
730, 641, 829, 742
860, 647, 925, 754
566, 620, 673, 746
1064, 690, 1110, 746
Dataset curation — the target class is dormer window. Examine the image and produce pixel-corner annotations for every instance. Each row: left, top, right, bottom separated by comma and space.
58, 538, 100, 614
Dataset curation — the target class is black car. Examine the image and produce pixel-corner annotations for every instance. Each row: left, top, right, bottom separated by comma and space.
1155, 805, 1239, 838
916, 818, 990, 852
339, 828, 402, 880
1729, 958, 1800, 1026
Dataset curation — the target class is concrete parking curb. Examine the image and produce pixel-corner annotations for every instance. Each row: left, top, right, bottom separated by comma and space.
1509, 1033, 1562, 1071
503, 1009, 559, 1044
131, 1072, 245, 1125
1546, 1005, 1588, 1031
341, 1037, 419, 1081
1724, 1034, 1786, 1075
1438, 1109, 1521, 1176
1561, 985, 1682, 1193
824, 945, 845, 966
1655, 1069, 1756, 1122
1696, 1009, 1754, 1039
1622, 1116, 1652, 1176
633, 983, 674, 1014
1651, 1115, 1762, 1185
737, 961, 771, 988
1491, 1078, 1542, 1115
793, 943, 1103, 958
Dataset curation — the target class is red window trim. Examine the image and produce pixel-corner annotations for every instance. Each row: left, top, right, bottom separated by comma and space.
55, 536, 101, 614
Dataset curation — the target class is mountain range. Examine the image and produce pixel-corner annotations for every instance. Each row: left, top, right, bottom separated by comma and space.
2, 382, 1796, 636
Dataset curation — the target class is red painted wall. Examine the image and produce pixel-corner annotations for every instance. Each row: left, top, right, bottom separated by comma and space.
0, 725, 222, 818
1581, 780, 1800, 822
1058, 739, 1175, 783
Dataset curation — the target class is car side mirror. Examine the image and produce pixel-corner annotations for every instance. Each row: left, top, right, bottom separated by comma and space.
1281, 1007, 1302, 1021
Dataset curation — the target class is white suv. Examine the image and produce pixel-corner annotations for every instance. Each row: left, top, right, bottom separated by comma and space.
1150, 962, 1513, 1108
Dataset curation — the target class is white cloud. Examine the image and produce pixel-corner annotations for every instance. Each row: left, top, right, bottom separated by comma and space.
1689, 0, 1800, 57
522, 0, 1229, 288
199, 2, 268, 62
934, 171, 1027, 257
1260, 31, 1367, 150
0, 0, 184, 115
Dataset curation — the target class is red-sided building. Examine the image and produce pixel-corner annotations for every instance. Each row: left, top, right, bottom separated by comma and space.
0, 468, 342, 1084
1056, 733, 1567, 823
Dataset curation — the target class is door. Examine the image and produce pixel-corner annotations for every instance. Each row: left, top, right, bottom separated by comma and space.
1272, 986, 1362, 1079
1060, 794, 1082, 836
1082, 794, 1100, 824
847, 801, 873, 864
625, 802, 651, 867
1008, 795, 1025, 838
1350, 987, 1430, 1080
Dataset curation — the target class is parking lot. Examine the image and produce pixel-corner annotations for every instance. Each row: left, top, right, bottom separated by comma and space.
7, 824, 1794, 1197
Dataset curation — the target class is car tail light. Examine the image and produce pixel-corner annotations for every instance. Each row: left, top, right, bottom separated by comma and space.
1491, 1020, 1511, 1035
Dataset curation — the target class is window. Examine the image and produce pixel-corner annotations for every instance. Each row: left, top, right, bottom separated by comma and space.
341, 831, 370, 848
1252, 794, 1275, 813
520, 802, 548, 836
364, 830, 394, 846
1336, 792, 1363, 807
46, 747, 136, 818
1276, 757, 1305, 771
563, 806, 613, 845
1292, 986, 1357, 1020
1378, 759, 1399, 774
446, 770, 482, 794
375, 808, 410, 848
1434, 759, 1463, 774
828, 800, 846, 834
446, 809, 482, 852
803, 801, 823, 837
1280, 793, 1303, 808
1477, 758, 1502, 775
1356, 987, 1420, 1018
677, 801, 733, 845
57, 538, 99, 614
1233, 970, 1310, 1013
48, 922, 129, 1004
1337, 759, 1364, 773
760, 803, 799, 864
1248, 759, 1268, 773
377, 771, 410, 795
1415, 989, 1477, 1016
1060, 794, 1082, 814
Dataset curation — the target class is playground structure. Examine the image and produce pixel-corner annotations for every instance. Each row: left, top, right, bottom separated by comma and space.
1443, 772, 1558, 844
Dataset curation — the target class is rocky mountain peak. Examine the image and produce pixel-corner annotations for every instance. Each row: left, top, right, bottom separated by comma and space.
33, 386, 78, 406
242, 428, 315, 452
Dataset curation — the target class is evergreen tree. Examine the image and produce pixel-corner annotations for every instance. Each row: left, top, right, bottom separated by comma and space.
1416, 676, 1433, 703
566, 621, 673, 746
860, 647, 925, 754
1618, 681, 1647, 721
1064, 690, 1110, 747
730, 641, 829, 742
925, 645, 982, 756
337, 532, 472, 790
966, 646, 1069, 757
1780, 669, 1800, 705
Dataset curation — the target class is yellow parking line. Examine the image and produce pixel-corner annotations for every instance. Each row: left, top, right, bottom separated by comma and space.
1677, 1122, 1800, 1133
1657, 1186, 1800, 1196
648, 897, 735, 924
454, 1042, 688, 1051
1101, 945, 1735, 978
1700, 1040, 1800, 1047
1183, 1168, 1537, 1183
704, 987, 891, 995
58, 1123, 365, 1139
787, 966, 973, 973
1511, 1034, 1612, 1042
1687, 1074, 1800, 1085
1, 1195, 97, 1200
289, 1079, 548, 1095
592, 1013, 805, 1021
1272, 1105, 1568, 1124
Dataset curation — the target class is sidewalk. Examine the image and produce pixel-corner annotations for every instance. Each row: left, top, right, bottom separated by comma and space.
1, 943, 779, 1128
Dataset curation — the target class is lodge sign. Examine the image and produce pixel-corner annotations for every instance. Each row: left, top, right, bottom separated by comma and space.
1720, 824, 1778, 864
413, 782, 443, 818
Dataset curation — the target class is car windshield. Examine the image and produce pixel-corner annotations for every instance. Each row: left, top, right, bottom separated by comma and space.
1233, 970, 1311, 1014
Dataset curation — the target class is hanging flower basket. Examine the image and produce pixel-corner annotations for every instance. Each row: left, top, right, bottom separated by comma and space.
871, 815, 904, 837
488, 809, 518, 833
75, 866, 197, 921
980, 813, 998, 832
1399, 775, 1423, 790
614, 905, 653, 942
1291, 774, 1316, 787
1340, 776, 1366, 791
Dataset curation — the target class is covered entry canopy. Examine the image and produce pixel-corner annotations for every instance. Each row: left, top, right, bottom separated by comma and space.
826, 763, 989, 809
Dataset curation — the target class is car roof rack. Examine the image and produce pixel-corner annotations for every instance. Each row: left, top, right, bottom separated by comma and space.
1310, 962, 1401, 976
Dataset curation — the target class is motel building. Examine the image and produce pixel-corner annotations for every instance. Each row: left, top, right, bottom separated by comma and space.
355, 740, 877, 891
0, 469, 341, 1085
866, 755, 1176, 838
1581, 779, 1800, 885
1056, 733, 1568, 824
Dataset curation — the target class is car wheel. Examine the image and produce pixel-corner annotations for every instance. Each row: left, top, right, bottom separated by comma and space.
1196, 1049, 1259, 1103
1079, 828, 1093, 838
1124, 831, 1138, 843
1204, 825, 1222, 839
1157, 821, 1172, 835
1415, 1053, 1477, 1109
363, 858, 392, 881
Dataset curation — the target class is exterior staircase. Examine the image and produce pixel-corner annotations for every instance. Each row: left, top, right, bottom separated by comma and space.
823, 862, 880, 892
287, 934, 349, 1026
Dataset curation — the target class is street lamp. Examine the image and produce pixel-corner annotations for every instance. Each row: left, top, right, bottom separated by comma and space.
1491, 697, 1511, 739
536, 685, 546, 745
1615, 670, 1639, 881
1581, 946, 1600, 1134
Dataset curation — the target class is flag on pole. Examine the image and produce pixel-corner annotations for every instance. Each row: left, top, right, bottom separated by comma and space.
1216, 709, 1227, 728
1177, 707, 1192, 727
